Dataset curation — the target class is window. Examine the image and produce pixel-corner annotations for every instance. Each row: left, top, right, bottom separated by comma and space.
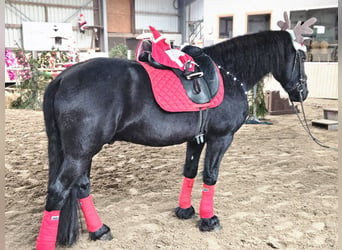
219, 16, 233, 39
290, 8, 338, 62
247, 14, 270, 34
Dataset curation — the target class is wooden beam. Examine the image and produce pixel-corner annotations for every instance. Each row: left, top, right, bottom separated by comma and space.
44, 5, 48, 22
5, 24, 90, 31
5, 24, 21, 28
6, 0, 96, 10
135, 11, 179, 17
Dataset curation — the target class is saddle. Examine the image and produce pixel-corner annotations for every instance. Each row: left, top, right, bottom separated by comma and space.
137, 40, 220, 104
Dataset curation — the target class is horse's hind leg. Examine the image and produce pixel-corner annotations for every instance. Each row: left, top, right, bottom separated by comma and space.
175, 141, 204, 219
77, 170, 113, 241
36, 156, 89, 249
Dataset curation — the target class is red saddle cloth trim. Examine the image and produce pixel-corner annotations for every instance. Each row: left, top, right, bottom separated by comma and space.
139, 61, 224, 112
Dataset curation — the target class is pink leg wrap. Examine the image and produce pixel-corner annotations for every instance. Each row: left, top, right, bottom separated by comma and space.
79, 195, 103, 232
36, 210, 60, 250
178, 177, 195, 209
199, 184, 215, 219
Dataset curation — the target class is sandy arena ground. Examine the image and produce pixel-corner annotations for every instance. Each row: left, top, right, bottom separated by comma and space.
5, 98, 338, 250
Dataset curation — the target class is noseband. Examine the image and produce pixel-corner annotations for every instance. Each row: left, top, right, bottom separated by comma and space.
286, 50, 306, 100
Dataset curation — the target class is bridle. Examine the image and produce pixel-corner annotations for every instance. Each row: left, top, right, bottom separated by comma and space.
275, 13, 336, 151
288, 50, 338, 151
286, 50, 307, 101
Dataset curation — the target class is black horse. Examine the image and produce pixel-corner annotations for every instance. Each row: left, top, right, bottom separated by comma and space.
36, 30, 309, 249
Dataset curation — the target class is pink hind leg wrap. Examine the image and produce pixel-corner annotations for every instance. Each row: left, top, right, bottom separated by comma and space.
36, 210, 60, 250
199, 184, 215, 218
178, 177, 195, 209
79, 195, 103, 232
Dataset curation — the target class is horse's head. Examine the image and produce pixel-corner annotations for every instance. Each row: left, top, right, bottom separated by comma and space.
273, 12, 317, 102
274, 47, 308, 102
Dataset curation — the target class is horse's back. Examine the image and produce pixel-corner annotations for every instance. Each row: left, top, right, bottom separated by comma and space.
55, 57, 145, 89
51, 57, 150, 107
45, 57, 153, 151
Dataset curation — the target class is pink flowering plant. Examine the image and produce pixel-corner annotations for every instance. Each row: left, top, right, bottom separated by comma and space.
7, 45, 80, 110
8, 48, 51, 110
5, 49, 18, 81
14, 49, 32, 81
5, 48, 32, 81
36, 46, 79, 69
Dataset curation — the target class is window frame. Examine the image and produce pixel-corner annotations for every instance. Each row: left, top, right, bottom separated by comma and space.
290, 7, 338, 62
246, 12, 271, 34
218, 15, 234, 39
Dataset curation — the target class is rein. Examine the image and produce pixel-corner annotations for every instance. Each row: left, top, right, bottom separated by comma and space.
289, 50, 337, 152
218, 50, 337, 152
291, 96, 338, 152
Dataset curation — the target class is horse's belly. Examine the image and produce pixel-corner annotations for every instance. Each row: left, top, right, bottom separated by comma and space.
114, 116, 198, 146
115, 127, 195, 146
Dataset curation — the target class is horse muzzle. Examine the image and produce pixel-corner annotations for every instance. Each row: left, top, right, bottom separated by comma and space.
287, 80, 308, 102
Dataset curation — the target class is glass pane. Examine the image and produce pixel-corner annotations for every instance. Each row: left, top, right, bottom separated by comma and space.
219, 16, 233, 39
247, 14, 270, 34
290, 8, 338, 62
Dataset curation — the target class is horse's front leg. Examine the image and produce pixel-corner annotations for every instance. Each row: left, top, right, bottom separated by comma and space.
199, 134, 233, 231
175, 141, 205, 219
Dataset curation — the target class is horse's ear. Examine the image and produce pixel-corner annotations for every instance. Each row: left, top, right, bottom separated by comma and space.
293, 17, 317, 43
277, 11, 290, 30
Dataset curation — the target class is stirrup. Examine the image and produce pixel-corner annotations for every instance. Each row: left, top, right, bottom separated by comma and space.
185, 71, 204, 80
183, 60, 203, 80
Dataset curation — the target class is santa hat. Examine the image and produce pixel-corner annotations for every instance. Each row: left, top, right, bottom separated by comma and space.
149, 26, 170, 50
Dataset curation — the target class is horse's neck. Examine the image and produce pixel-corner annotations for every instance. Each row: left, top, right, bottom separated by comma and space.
205, 31, 288, 91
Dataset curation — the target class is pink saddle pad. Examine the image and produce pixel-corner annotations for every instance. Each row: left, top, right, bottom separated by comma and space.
139, 61, 224, 112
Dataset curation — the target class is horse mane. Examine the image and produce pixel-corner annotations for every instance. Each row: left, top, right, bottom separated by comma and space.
203, 30, 294, 87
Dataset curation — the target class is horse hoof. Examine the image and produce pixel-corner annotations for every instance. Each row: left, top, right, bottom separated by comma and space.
175, 206, 195, 219
199, 216, 222, 232
89, 224, 113, 241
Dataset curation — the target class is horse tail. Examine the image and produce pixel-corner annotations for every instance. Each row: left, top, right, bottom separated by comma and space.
43, 78, 63, 189
57, 186, 80, 246
43, 78, 80, 246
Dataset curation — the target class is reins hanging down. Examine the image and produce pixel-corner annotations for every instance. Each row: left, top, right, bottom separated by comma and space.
291, 99, 338, 152
277, 12, 336, 152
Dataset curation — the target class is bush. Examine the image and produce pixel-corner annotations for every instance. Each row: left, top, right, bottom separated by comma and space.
11, 56, 51, 110
8, 47, 77, 110
109, 44, 128, 59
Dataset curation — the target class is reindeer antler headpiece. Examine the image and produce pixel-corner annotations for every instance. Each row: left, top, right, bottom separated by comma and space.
277, 12, 317, 51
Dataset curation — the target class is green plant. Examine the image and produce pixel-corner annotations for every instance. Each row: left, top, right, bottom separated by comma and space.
36, 48, 71, 68
9, 45, 80, 110
248, 79, 268, 119
109, 44, 128, 59
11, 50, 52, 110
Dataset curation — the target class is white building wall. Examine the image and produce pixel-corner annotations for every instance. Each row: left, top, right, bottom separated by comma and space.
203, 0, 337, 45
5, 0, 95, 50
265, 62, 338, 99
